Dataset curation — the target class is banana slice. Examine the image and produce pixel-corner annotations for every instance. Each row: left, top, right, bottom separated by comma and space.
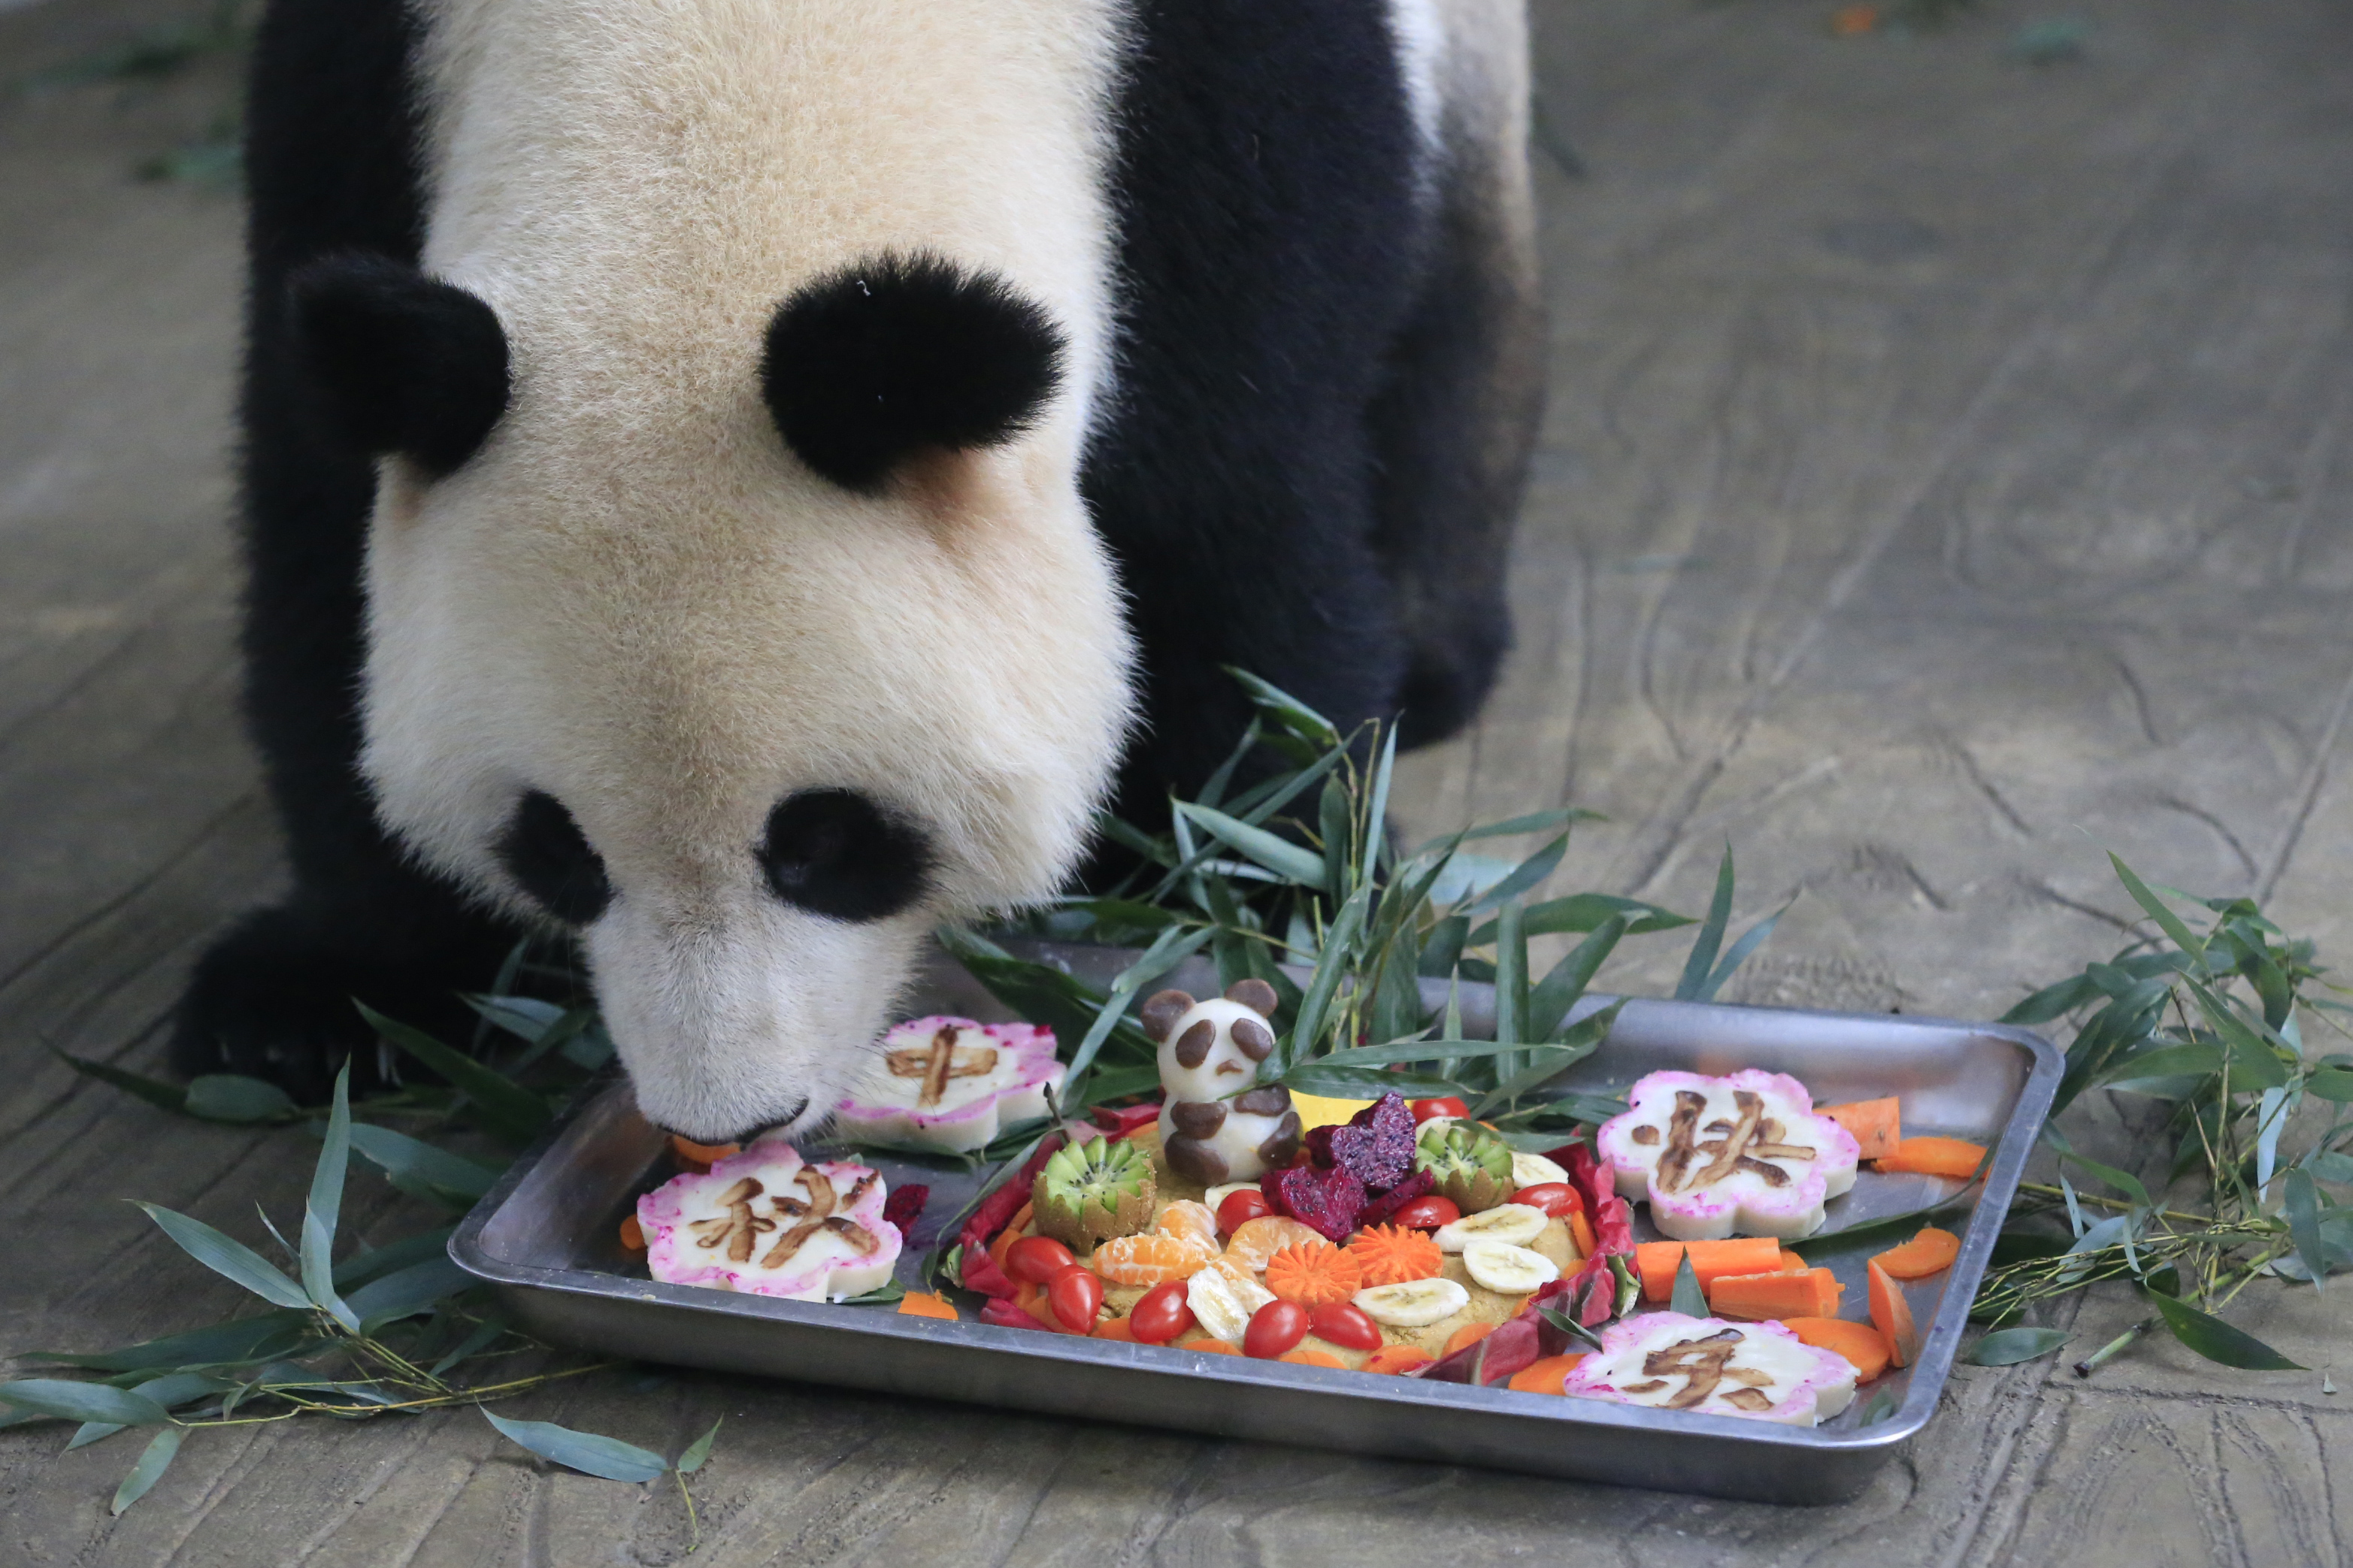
1433, 1202, 1547, 1252
1352, 1276, 1471, 1328
1511, 1151, 1571, 1189
1186, 1257, 1275, 1342
1462, 1240, 1560, 1294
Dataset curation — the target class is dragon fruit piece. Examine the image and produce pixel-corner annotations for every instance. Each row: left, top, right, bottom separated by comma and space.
1262, 1164, 1369, 1243
1355, 1167, 1437, 1228
640, 1144, 901, 1301
882, 1183, 929, 1232
1326, 1091, 1417, 1189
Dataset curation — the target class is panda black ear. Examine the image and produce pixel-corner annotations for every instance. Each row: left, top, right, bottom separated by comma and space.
286, 253, 510, 478
761, 254, 1064, 492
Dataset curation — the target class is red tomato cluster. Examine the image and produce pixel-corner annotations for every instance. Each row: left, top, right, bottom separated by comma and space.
1131, 1280, 1196, 1344
1388, 1194, 1461, 1230
1408, 1097, 1470, 1125
1005, 1236, 1104, 1332
1243, 1300, 1309, 1359
1510, 1182, 1584, 1219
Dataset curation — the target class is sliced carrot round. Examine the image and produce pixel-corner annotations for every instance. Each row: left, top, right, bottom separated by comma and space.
1506, 1353, 1585, 1394
1871, 1225, 1961, 1279
1345, 1224, 1445, 1285
1264, 1241, 1364, 1307
1443, 1321, 1497, 1358
1782, 1316, 1890, 1381
1363, 1344, 1436, 1375
1279, 1348, 1346, 1368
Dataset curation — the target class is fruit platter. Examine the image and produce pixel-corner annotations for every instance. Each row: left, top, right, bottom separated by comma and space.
452, 943, 2058, 1503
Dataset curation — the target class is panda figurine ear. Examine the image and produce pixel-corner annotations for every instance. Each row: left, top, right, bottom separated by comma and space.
1223, 979, 1279, 1017
761, 253, 1064, 492
1138, 990, 1197, 1045
285, 253, 510, 478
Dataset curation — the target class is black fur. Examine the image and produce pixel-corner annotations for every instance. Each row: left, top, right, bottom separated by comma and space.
759, 790, 934, 923
495, 792, 613, 926
286, 254, 510, 477
182, 0, 1533, 1096
762, 254, 1064, 492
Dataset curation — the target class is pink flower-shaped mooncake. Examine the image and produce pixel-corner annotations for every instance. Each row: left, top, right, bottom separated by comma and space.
1563, 1312, 1858, 1426
640, 1143, 900, 1300
830, 1018, 1064, 1154
1596, 1069, 1858, 1240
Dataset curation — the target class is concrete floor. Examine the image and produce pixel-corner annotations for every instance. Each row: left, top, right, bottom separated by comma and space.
2, 0, 2348, 1562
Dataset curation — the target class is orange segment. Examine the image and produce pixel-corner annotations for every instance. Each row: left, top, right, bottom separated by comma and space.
1090, 1230, 1218, 1286
1223, 1215, 1325, 1272
1154, 1200, 1220, 1252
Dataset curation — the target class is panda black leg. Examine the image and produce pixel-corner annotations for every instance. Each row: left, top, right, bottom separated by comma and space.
1364, 140, 1544, 749
171, 891, 521, 1106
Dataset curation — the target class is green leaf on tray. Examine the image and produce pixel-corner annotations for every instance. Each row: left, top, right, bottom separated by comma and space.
1670, 1251, 1706, 1317
481, 1409, 669, 1483
1966, 1326, 2070, 1366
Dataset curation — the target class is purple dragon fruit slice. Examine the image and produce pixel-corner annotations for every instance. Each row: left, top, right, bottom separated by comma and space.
831, 1017, 1064, 1155
1595, 1069, 1861, 1241
1561, 1312, 1858, 1425
1262, 1164, 1369, 1243
1326, 1091, 1417, 1190
640, 1143, 901, 1301
1355, 1167, 1437, 1228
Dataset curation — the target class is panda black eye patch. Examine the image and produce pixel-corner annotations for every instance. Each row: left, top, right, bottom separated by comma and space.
496, 791, 612, 925
760, 253, 1065, 492
758, 789, 933, 923
286, 253, 510, 477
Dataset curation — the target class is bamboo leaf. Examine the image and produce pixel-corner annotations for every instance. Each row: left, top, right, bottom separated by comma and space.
2285, 1168, 2326, 1291
1440, 807, 1603, 846
335, 1225, 460, 1291
677, 1417, 722, 1474
481, 1409, 668, 1483
1696, 897, 1794, 1003
1675, 846, 1737, 1001
1470, 893, 1691, 946
1222, 667, 1341, 750
2147, 1292, 2301, 1370
1670, 1251, 1706, 1317
22, 1312, 311, 1374
1284, 885, 1370, 1067
0, 1379, 171, 1427
1172, 802, 1326, 887
1967, 1326, 2070, 1366
111, 1427, 185, 1516
2000, 972, 2103, 1027
52, 1051, 188, 1115
68, 1374, 234, 1451
356, 1003, 551, 1147
1363, 723, 1399, 879
349, 1256, 477, 1328
2109, 852, 2206, 966
132, 1203, 311, 1311
464, 994, 569, 1045
182, 1076, 300, 1123
1460, 833, 1571, 917
344, 1122, 504, 1203
1281, 1064, 1470, 1100
1527, 915, 1628, 1043
302, 1064, 361, 1333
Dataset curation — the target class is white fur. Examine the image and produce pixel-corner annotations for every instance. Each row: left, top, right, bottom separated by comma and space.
363, 0, 1135, 1140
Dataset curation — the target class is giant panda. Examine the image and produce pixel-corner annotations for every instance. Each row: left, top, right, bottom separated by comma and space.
174, 0, 1541, 1142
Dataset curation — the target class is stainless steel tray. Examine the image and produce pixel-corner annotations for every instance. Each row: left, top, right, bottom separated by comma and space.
450, 944, 2059, 1504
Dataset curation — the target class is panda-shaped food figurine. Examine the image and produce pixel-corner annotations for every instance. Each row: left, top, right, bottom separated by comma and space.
1143, 981, 1302, 1186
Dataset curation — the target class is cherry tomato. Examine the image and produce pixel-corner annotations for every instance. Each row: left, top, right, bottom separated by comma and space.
1242, 1299, 1310, 1360
1390, 1194, 1461, 1230
1409, 1097, 1471, 1125
1510, 1182, 1584, 1219
1046, 1262, 1105, 1332
1130, 1279, 1197, 1344
1308, 1301, 1383, 1352
1216, 1188, 1272, 1234
1006, 1235, 1078, 1285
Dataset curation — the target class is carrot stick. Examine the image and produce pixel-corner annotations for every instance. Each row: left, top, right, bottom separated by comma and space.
1873, 1136, 1988, 1179
1869, 1261, 1919, 1368
1092, 1315, 1137, 1340
1506, 1353, 1585, 1394
618, 1215, 646, 1252
1279, 1348, 1346, 1368
1187, 1338, 1242, 1355
1782, 1316, 1891, 1381
1818, 1097, 1901, 1161
1708, 1267, 1843, 1321
1871, 1225, 1961, 1279
1568, 1211, 1597, 1258
898, 1292, 958, 1321
1635, 1238, 1786, 1301
1776, 1251, 1809, 1273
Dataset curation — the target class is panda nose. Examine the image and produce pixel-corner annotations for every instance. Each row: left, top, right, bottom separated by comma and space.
758, 789, 932, 922
496, 790, 613, 924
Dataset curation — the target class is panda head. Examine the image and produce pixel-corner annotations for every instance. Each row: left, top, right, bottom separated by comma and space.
289, 249, 1134, 1142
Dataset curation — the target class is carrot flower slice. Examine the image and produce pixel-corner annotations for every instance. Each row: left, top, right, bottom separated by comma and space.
1264, 1241, 1365, 1307
1346, 1223, 1445, 1286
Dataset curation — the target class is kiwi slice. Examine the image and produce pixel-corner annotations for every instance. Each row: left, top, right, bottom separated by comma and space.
1031, 1136, 1158, 1249
1413, 1121, 1519, 1214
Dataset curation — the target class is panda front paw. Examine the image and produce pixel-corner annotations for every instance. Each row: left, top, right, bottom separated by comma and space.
170, 906, 507, 1104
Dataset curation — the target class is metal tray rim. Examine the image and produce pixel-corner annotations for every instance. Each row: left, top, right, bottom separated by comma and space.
449, 990, 2060, 1473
